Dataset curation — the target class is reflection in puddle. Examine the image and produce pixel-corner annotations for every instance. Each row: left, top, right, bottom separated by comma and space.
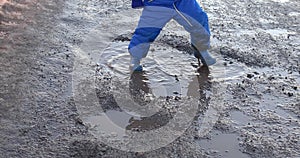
95, 39, 220, 135
126, 71, 172, 131
95, 65, 210, 133
94, 40, 246, 136
187, 65, 210, 98
92, 34, 254, 150
125, 110, 171, 131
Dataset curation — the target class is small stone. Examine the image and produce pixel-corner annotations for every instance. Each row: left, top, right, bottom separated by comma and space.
175, 96, 181, 101
247, 74, 254, 79
287, 92, 293, 97
174, 75, 179, 81
268, 76, 275, 80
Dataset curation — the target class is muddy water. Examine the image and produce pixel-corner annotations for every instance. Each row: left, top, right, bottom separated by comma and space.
197, 130, 250, 158
94, 29, 251, 156
1, 0, 300, 157
73, 0, 300, 156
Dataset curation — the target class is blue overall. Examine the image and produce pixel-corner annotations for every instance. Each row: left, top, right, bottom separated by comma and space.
129, 0, 211, 60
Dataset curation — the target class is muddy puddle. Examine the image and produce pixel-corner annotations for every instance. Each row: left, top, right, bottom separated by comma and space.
197, 130, 250, 158
66, 0, 300, 155
1, 0, 299, 157
83, 15, 299, 154
81, 28, 256, 153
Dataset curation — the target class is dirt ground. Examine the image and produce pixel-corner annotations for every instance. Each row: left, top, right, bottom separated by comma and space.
0, 0, 299, 157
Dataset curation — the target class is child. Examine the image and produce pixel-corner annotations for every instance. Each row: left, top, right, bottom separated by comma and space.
129, 0, 216, 71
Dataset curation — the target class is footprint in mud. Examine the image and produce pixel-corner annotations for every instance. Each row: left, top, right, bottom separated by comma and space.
124, 66, 213, 132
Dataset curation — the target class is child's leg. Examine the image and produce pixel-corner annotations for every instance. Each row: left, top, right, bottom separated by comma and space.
173, 0, 216, 66
129, 6, 174, 61
173, 0, 210, 52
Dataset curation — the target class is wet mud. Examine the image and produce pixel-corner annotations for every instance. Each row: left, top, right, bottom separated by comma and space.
1, 0, 299, 157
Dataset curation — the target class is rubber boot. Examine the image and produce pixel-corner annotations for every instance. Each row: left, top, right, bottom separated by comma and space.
130, 56, 143, 72
192, 45, 216, 66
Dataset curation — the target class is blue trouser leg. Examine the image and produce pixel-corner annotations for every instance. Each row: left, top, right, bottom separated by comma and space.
129, 0, 211, 59
174, 0, 211, 51
129, 6, 174, 59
